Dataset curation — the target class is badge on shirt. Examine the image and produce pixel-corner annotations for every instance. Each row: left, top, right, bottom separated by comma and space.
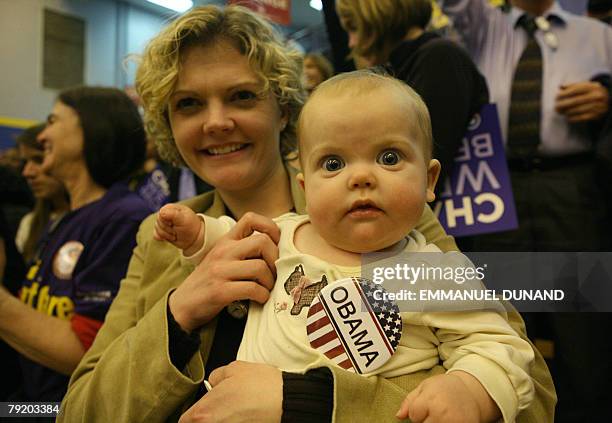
52, 240, 84, 280
306, 277, 402, 374
283, 264, 329, 316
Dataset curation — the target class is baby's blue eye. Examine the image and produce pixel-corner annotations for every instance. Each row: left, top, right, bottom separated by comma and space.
378, 150, 401, 166
323, 156, 345, 172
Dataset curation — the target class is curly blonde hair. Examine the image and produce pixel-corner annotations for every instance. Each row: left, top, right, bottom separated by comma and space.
336, 0, 432, 64
135, 5, 305, 166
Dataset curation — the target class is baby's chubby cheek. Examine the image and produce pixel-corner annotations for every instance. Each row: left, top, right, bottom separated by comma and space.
391, 186, 427, 218
306, 202, 337, 234
305, 199, 351, 243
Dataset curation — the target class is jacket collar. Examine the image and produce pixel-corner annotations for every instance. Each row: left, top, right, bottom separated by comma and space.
179, 162, 306, 217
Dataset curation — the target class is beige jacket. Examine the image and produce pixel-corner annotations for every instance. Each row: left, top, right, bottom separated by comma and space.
59, 171, 555, 422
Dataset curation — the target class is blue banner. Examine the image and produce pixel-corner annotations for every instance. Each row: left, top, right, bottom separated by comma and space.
433, 104, 518, 237
0, 116, 38, 152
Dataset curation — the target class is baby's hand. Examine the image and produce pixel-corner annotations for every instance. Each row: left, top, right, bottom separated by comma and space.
396, 372, 499, 423
154, 203, 204, 256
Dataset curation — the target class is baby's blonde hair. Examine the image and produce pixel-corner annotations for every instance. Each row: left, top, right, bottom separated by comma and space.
297, 69, 433, 163
135, 5, 305, 165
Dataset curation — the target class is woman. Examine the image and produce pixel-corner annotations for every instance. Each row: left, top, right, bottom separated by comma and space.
0, 87, 151, 402
336, 0, 489, 193
303, 53, 334, 94
0, 209, 25, 401
61, 6, 552, 422
15, 123, 69, 263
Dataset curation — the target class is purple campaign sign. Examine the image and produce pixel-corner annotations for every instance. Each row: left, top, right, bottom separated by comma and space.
0, 125, 23, 152
433, 104, 518, 237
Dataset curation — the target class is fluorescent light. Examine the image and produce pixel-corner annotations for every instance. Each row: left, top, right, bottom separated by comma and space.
309, 0, 322, 11
146, 0, 193, 13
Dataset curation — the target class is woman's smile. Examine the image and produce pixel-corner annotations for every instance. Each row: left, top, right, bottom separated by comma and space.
203, 142, 250, 156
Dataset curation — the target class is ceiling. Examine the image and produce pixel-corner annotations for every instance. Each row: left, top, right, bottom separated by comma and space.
122, 0, 324, 31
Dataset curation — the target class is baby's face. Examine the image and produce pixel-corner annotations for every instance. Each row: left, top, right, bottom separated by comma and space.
299, 88, 439, 253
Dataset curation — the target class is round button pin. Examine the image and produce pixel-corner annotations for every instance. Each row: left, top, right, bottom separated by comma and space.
306, 277, 402, 374
227, 300, 248, 319
544, 32, 558, 50
535, 16, 550, 31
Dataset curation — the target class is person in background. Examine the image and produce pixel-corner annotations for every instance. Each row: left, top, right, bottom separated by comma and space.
0, 160, 33, 245
132, 139, 214, 212
0, 86, 151, 402
0, 208, 26, 401
303, 53, 334, 95
0, 149, 32, 400
441, 0, 612, 420
14, 124, 69, 263
588, 0, 612, 24
336, 0, 489, 195
0, 147, 25, 174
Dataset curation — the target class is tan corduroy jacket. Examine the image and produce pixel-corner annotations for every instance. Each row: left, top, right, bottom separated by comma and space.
59, 169, 555, 422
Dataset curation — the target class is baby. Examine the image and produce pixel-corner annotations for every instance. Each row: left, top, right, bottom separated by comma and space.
155, 70, 534, 422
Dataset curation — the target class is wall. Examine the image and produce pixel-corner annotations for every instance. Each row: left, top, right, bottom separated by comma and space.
123, 4, 166, 86
1, 0, 53, 122
0, 0, 165, 122
0, 0, 593, 122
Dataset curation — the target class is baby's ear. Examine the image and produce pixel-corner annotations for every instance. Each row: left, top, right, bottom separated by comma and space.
296, 172, 305, 191
426, 159, 441, 203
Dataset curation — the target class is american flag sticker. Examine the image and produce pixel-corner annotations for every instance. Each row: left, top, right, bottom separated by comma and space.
307, 277, 402, 374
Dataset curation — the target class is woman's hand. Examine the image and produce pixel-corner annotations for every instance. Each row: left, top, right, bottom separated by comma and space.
179, 361, 283, 423
169, 212, 281, 332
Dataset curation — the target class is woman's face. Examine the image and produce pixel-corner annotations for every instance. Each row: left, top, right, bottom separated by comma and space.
339, 12, 376, 68
303, 57, 324, 91
19, 144, 65, 200
168, 40, 287, 192
338, 12, 360, 50
37, 101, 85, 180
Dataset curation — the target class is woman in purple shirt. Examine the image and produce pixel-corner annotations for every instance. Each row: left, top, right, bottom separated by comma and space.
0, 87, 151, 402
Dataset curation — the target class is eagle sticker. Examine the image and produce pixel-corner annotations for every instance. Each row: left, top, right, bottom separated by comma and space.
283, 265, 328, 315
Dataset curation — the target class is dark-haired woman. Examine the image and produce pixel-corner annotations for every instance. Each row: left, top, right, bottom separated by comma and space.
0, 87, 151, 402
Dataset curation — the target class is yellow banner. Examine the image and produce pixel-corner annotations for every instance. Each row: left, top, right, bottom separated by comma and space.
0, 116, 40, 151
0, 116, 39, 128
